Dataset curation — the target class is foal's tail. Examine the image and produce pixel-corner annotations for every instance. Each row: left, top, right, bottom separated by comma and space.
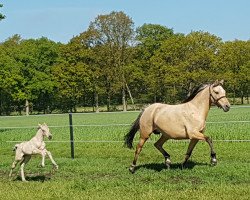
124, 111, 144, 149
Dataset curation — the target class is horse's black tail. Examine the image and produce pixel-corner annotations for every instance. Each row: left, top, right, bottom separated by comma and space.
124, 111, 144, 149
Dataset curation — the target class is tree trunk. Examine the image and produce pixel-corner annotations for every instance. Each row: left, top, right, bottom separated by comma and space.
95, 92, 99, 113
126, 83, 134, 105
25, 99, 29, 116
107, 95, 110, 112
122, 85, 127, 111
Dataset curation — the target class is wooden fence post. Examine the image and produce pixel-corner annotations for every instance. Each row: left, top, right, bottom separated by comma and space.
69, 113, 75, 159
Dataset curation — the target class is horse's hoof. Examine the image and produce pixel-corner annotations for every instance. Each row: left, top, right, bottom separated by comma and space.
129, 166, 135, 174
211, 159, 217, 166
181, 163, 186, 170
165, 158, 171, 169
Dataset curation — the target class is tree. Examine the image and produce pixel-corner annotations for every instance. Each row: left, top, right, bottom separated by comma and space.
0, 4, 5, 21
6, 37, 60, 115
215, 40, 250, 104
52, 37, 93, 112
87, 11, 135, 111
150, 31, 222, 102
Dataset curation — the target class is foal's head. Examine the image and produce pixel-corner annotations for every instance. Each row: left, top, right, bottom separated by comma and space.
38, 123, 52, 140
210, 80, 230, 112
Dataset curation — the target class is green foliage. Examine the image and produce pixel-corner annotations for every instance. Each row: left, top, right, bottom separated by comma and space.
0, 11, 249, 114
0, 4, 5, 21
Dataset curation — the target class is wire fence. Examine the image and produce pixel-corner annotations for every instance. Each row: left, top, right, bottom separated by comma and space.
1, 106, 250, 144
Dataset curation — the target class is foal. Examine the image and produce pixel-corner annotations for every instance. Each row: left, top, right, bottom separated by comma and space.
9, 123, 58, 181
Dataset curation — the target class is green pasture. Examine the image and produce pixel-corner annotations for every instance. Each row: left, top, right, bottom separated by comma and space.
0, 106, 249, 200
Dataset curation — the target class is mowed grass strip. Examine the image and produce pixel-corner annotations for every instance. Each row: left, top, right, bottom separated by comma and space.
0, 106, 249, 199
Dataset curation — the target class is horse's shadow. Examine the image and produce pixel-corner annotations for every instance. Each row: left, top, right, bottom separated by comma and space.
135, 161, 209, 172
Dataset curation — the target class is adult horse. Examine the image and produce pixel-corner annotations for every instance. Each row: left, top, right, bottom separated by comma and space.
124, 80, 230, 173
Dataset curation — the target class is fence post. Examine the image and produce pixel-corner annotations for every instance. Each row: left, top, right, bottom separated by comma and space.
69, 113, 75, 159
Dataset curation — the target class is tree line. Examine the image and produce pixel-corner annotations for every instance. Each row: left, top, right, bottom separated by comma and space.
0, 11, 249, 115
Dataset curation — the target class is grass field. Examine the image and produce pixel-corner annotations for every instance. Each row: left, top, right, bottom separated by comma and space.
0, 106, 249, 200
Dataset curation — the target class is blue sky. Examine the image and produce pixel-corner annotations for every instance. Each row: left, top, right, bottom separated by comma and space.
0, 0, 250, 43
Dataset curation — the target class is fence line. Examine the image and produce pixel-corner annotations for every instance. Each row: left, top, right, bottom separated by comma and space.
0, 105, 249, 119
6, 139, 250, 143
0, 120, 249, 130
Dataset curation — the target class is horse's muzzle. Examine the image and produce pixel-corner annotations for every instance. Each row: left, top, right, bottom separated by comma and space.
222, 105, 230, 112
48, 135, 52, 140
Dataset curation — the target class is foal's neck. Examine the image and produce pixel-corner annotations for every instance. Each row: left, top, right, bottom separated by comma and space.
34, 129, 44, 141
190, 87, 211, 120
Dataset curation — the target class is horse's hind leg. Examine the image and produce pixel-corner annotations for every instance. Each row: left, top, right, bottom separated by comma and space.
182, 139, 199, 168
20, 155, 31, 182
129, 137, 148, 173
154, 135, 171, 169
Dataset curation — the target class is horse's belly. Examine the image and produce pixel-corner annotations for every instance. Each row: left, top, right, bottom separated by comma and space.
161, 127, 188, 139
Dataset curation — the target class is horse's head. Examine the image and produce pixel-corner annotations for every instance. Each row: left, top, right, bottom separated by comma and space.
38, 123, 52, 140
209, 80, 230, 112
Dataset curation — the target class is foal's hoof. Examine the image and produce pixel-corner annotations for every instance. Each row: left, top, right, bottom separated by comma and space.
53, 165, 59, 170
129, 165, 135, 174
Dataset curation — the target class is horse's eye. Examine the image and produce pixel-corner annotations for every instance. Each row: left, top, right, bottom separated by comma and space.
215, 91, 219, 94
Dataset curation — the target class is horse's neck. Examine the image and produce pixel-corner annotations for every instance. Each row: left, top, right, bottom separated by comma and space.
189, 87, 211, 120
32, 129, 44, 143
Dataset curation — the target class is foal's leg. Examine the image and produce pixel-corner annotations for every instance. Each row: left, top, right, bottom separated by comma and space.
20, 155, 31, 182
182, 139, 199, 168
40, 150, 46, 167
154, 135, 171, 169
9, 153, 24, 178
129, 137, 148, 173
9, 160, 21, 178
45, 149, 58, 169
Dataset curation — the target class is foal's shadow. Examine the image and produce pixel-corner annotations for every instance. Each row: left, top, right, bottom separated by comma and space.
135, 161, 208, 172
15, 174, 51, 182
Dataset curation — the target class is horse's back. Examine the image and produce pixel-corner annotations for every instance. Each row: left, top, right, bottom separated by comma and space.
141, 103, 190, 139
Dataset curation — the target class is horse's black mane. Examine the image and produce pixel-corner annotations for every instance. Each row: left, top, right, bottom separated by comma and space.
182, 83, 210, 103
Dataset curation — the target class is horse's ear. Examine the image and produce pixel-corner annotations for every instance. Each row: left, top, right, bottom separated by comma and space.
219, 80, 224, 85
212, 80, 219, 87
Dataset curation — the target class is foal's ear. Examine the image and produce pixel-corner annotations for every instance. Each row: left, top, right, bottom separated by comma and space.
212, 80, 219, 87
219, 80, 224, 85
38, 123, 42, 129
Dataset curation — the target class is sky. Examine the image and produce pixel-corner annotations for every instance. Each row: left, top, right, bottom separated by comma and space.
0, 0, 250, 43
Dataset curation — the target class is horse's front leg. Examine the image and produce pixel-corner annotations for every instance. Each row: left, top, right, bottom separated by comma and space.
205, 137, 217, 165
182, 139, 199, 168
190, 131, 217, 166
45, 149, 58, 169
